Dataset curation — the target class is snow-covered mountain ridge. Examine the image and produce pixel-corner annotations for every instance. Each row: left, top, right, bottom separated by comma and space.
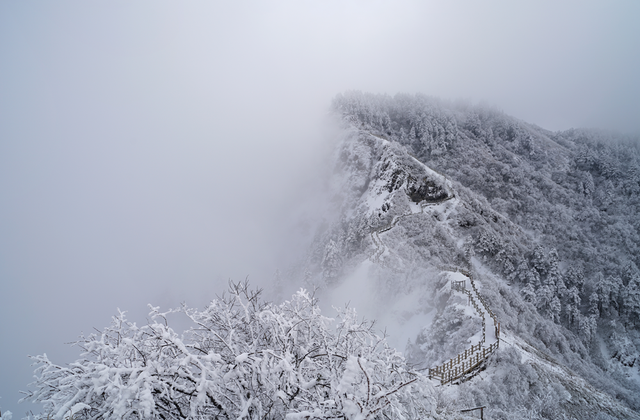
298, 92, 640, 419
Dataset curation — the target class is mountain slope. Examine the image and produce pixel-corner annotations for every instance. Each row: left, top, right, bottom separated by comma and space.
295, 92, 640, 419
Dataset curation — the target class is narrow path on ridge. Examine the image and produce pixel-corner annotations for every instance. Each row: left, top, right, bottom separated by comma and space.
366, 179, 500, 385
369, 195, 455, 265
428, 268, 500, 385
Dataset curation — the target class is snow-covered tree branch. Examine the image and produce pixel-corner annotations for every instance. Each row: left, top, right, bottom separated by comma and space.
22, 281, 434, 420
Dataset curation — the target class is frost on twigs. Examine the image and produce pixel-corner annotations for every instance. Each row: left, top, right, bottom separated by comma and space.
22, 280, 435, 419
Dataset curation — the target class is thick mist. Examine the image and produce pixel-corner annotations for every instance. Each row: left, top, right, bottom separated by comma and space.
2, 0, 640, 415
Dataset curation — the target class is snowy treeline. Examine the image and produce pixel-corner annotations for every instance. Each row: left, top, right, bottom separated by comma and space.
21, 282, 437, 420
297, 91, 640, 417
332, 91, 640, 358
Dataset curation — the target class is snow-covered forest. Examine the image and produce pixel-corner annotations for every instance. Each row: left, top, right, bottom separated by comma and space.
332, 91, 640, 347
296, 92, 640, 418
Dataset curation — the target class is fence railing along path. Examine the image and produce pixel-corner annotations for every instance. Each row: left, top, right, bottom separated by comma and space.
428, 267, 500, 385
366, 183, 499, 385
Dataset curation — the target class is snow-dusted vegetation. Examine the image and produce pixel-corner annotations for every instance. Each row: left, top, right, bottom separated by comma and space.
295, 92, 640, 418
21, 281, 436, 420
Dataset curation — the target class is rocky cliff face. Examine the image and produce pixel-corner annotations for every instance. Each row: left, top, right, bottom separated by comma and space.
305, 128, 457, 284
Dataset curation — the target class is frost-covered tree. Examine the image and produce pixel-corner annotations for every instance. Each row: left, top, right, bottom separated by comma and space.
22, 282, 434, 420
624, 276, 640, 326
321, 238, 343, 281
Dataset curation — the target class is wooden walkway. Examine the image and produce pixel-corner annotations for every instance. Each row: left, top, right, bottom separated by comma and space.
429, 267, 500, 385
367, 177, 499, 385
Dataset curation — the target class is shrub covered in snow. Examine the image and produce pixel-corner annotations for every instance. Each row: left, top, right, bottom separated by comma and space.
22, 281, 435, 420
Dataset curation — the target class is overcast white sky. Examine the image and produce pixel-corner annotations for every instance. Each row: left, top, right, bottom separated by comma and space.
1, 1, 639, 415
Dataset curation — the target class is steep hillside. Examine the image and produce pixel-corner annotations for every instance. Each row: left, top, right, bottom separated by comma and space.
297, 92, 640, 419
